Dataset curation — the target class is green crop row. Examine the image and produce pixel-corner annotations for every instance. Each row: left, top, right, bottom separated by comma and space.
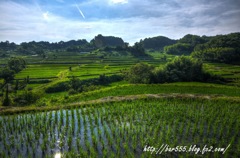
0, 98, 239, 157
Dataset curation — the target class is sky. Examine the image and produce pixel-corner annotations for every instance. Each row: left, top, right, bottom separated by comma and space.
0, 0, 240, 44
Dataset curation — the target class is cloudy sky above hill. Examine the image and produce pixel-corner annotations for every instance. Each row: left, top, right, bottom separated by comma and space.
0, 0, 240, 44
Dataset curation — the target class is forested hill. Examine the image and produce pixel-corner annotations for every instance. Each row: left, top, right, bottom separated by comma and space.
191, 33, 240, 64
90, 34, 126, 48
140, 36, 177, 51
161, 33, 240, 64
0, 33, 240, 64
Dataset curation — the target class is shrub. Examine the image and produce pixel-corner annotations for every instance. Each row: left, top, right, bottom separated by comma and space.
28, 79, 51, 84
68, 88, 78, 95
154, 56, 225, 83
14, 90, 41, 106
163, 56, 204, 82
36, 98, 48, 107
125, 63, 154, 84
69, 76, 82, 91
82, 85, 100, 92
45, 81, 70, 93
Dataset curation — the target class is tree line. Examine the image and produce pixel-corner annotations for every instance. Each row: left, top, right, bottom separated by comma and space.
163, 33, 240, 64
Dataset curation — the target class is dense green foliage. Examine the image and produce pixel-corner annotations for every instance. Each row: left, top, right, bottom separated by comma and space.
162, 33, 240, 64
192, 47, 240, 63
45, 81, 70, 93
128, 42, 147, 57
153, 56, 218, 83
164, 43, 192, 55
13, 90, 41, 106
178, 34, 209, 47
0, 39, 92, 55
0, 57, 27, 106
192, 33, 240, 63
140, 36, 176, 51
125, 63, 154, 84
126, 56, 221, 84
7, 57, 26, 73
0, 68, 15, 83
91, 34, 125, 48
0, 57, 26, 84
164, 34, 209, 55
194, 33, 240, 51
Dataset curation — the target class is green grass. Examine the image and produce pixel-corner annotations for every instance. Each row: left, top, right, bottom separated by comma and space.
15, 64, 72, 79
52, 82, 240, 105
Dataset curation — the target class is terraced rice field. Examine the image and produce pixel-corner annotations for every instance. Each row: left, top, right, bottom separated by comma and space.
0, 98, 239, 157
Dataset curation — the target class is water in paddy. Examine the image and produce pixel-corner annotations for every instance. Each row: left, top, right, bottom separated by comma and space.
0, 106, 144, 158
0, 100, 238, 157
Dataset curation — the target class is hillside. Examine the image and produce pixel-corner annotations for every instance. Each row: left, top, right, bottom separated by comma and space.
90, 34, 126, 48
140, 36, 177, 51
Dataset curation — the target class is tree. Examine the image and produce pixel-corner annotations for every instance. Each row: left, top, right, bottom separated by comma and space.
0, 68, 14, 106
0, 68, 15, 83
191, 33, 240, 64
70, 76, 82, 91
164, 43, 192, 55
191, 47, 239, 63
2, 83, 11, 106
129, 42, 147, 57
125, 63, 154, 83
162, 56, 203, 82
8, 57, 26, 73
15, 79, 19, 91
153, 56, 222, 83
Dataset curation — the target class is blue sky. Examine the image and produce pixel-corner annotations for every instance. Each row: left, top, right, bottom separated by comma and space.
0, 0, 240, 44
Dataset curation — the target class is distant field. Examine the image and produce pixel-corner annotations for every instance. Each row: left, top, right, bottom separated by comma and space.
14, 54, 165, 80
15, 63, 125, 79
15, 64, 72, 79
204, 63, 240, 78
204, 63, 240, 85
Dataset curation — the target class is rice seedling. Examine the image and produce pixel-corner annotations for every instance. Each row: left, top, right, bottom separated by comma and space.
0, 98, 239, 157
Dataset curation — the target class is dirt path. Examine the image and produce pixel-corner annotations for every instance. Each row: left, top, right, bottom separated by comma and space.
68, 93, 238, 106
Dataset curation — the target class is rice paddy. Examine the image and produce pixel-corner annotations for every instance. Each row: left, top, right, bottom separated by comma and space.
0, 98, 239, 157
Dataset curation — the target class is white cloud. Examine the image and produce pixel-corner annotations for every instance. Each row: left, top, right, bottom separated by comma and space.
110, 0, 128, 4
43, 12, 50, 20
